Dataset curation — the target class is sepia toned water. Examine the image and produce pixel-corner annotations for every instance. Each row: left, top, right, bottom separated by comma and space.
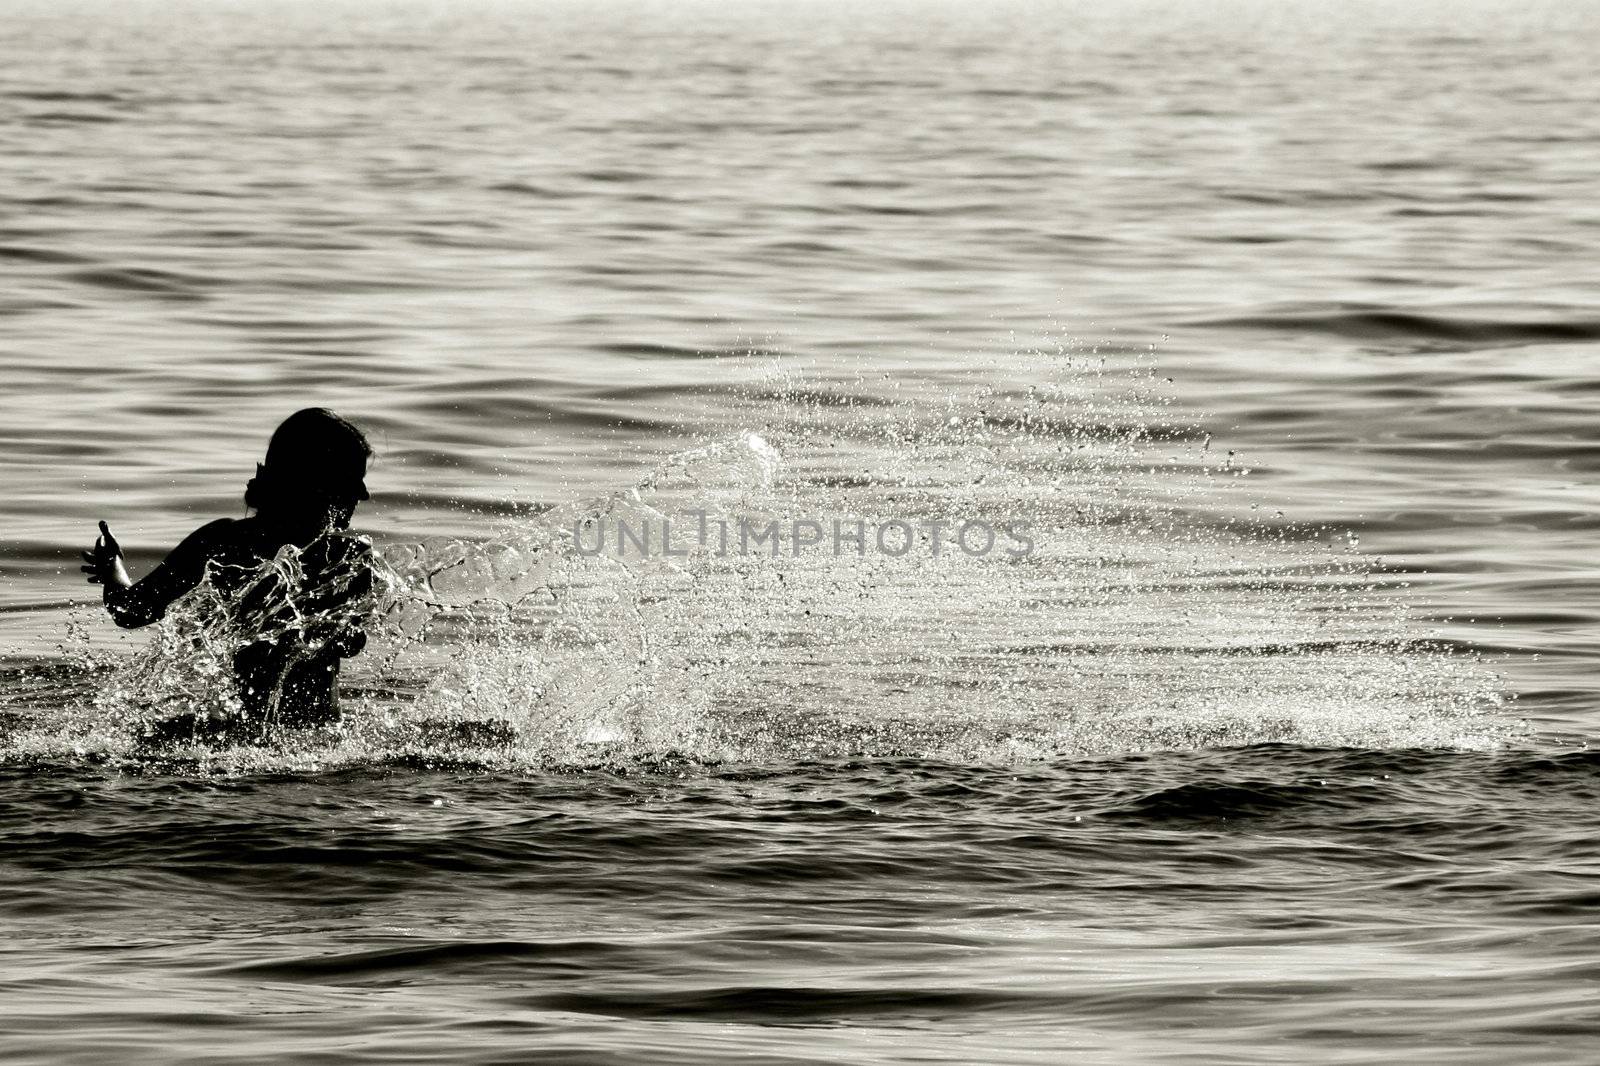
4, 0, 1600, 1061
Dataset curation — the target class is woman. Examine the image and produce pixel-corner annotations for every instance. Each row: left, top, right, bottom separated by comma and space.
82, 408, 376, 738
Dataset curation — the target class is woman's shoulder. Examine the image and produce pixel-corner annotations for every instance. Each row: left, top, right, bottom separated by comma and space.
178, 517, 254, 553
170, 516, 291, 570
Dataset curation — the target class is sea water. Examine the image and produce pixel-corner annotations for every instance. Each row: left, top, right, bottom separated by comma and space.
3, 1, 1599, 1062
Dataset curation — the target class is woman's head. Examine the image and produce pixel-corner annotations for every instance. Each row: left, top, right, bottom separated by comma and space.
244, 408, 372, 530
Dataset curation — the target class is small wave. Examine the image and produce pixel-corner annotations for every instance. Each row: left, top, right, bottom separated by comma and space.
970, 81, 1120, 100
1105, 779, 1368, 822
591, 340, 718, 359
64, 267, 216, 299
23, 111, 122, 125
525, 984, 1051, 1022
4, 90, 125, 103
823, 178, 907, 191
572, 169, 650, 184
0, 245, 92, 266
0, 296, 80, 316
213, 939, 638, 981
821, 201, 999, 219
1215, 189, 1380, 207
1390, 206, 1504, 218
402, 394, 678, 434
485, 181, 580, 199
1192, 306, 1600, 349
1363, 159, 1449, 172
1190, 233, 1298, 245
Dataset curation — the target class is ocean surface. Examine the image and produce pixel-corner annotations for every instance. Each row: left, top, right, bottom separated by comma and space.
4, 0, 1600, 1061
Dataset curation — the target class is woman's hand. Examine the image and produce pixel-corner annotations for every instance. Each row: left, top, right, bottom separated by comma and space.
81, 520, 132, 591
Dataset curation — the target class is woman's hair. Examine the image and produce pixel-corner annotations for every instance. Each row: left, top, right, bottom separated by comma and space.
244, 408, 372, 514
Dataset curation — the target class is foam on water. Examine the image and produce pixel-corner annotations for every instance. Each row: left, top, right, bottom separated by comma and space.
8, 348, 1518, 772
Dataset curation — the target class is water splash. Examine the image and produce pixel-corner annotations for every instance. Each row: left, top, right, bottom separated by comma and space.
13, 346, 1519, 771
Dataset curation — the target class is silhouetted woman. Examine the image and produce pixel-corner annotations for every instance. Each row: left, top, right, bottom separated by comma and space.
82, 408, 375, 739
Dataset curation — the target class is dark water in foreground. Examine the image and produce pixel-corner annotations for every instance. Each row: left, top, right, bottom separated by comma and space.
8, 749, 1600, 1064
4, 0, 1600, 1061
9, 748, 1600, 1065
